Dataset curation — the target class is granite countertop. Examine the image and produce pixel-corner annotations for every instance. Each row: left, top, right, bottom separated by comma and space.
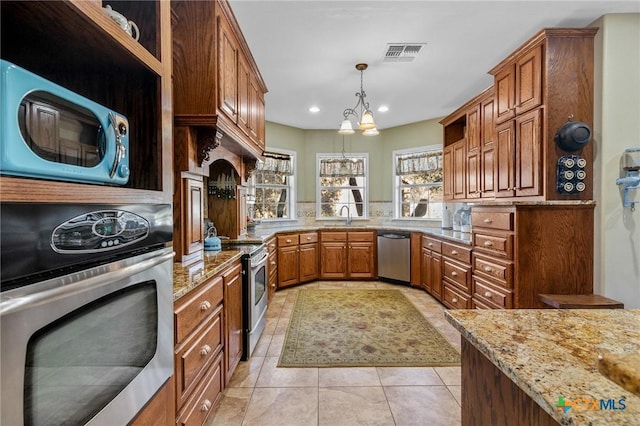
445, 309, 640, 425
173, 250, 242, 300
240, 224, 473, 245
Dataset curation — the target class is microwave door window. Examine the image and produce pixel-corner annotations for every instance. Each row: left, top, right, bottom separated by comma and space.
19, 91, 104, 168
23, 281, 157, 426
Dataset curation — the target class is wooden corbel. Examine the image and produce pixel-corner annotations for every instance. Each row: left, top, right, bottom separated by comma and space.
198, 128, 223, 168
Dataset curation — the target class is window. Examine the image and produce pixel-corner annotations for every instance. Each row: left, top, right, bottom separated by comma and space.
317, 153, 368, 220
393, 147, 443, 219
251, 150, 295, 221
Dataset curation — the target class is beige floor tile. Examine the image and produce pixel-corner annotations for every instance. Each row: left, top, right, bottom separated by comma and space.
242, 387, 318, 426
318, 367, 381, 387
274, 317, 290, 335
252, 334, 272, 357
448, 385, 462, 406
434, 366, 462, 386
255, 356, 318, 387
207, 387, 253, 426
266, 334, 285, 357
319, 386, 394, 426
227, 356, 265, 388
376, 367, 444, 386
384, 385, 461, 426
263, 317, 278, 334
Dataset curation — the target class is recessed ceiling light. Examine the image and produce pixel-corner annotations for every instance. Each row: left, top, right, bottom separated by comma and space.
309, 106, 320, 113
378, 105, 389, 112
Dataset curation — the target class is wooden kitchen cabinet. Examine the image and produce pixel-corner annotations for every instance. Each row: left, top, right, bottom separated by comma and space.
440, 241, 473, 309
130, 376, 174, 426
465, 104, 481, 199
175, 174, 205, 264
421, 236, 442, 300
223, 262, 243, 385
174, 273, 226, 423
319, 230, 376, 279
471, 204, 594, 308
444, 27, 597, 202
277, 232, 318, 288
172, 0, 267, 162
442, 145, 454, 200
266, 236, 278, 300
0, 0, 173, 204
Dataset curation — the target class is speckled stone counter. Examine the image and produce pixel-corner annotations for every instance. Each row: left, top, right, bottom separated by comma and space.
241, 224, 473, 245
445, 309, 640, 425
173, 250, 242, 300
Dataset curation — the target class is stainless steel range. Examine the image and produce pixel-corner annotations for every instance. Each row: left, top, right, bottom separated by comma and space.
223, 243, 268, 360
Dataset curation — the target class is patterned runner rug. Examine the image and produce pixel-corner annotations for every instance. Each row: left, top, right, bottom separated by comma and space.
278, 289, 461, 367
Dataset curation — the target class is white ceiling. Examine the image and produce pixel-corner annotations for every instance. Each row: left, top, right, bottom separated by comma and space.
229, 1, 639, 131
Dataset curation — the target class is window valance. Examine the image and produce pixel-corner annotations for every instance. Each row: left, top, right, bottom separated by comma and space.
319, 157, 365, 177
395, 150, 443, 176
256, 152, 293, 175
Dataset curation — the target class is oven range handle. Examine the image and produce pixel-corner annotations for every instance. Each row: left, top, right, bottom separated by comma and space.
250, 252, 268, 269
0, 248, 175, 315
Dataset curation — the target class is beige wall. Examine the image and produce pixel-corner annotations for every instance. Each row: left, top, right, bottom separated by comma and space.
592, 13, 640, 308
266, 118, 443, 202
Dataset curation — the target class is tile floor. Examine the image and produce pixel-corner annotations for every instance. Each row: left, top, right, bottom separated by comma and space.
208, 281, 463, 426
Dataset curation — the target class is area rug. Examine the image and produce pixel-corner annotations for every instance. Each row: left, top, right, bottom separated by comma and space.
278, 289, 461, 368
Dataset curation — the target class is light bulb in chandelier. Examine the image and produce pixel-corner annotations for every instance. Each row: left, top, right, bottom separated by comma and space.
358, 109, 376, 130
362, 127, 379, 136
338, 119, 355, 135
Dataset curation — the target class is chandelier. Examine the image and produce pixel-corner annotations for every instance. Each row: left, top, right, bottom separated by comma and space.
338, 63, 379, 136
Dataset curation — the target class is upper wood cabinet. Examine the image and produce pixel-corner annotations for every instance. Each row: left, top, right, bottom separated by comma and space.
172, 0, 267, 165
0, 0, 173, 204
443, 27, 597, 202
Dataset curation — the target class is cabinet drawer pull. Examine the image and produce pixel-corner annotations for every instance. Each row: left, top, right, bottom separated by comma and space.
484, 291, 492, 298
451, 250, 458, 255
200, 300, 211, 311
270, 261, 276, 265
428, 242, 433, 247
270, 244, 275, 249
286, 239, 292, 243
451, 271, 458, 277
306, 236, 312, 240
200, 399, 212, 412
200, 344, 212, 356
483, 266, 493, 273
451, 297, 458, 304
484, 241, 494, 247
483, 218, 493, 224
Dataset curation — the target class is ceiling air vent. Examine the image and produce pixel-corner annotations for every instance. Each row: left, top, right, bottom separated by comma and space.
383, 43, 426, 62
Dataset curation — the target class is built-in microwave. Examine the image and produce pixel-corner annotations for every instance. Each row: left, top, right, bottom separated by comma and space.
0, 60, 130, 185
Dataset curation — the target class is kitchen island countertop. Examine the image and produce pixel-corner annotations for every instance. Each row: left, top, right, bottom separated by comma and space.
445, 309, 640, 425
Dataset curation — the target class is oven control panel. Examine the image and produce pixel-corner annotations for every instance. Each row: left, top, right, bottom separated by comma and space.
51, 210, 149, 253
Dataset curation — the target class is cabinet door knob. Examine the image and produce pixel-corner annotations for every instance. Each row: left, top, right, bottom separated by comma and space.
200, 344, 212, 356
483, 218, 492, 223
484, 291, 492, 298
200, 399, 212, 412
200, 300, 211, 311
451, 297, 458, 304
451, 271, 458, 277
451, 250, 458, 255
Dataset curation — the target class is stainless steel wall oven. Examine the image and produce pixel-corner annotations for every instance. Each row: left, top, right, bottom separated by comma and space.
0, 203, 173, 426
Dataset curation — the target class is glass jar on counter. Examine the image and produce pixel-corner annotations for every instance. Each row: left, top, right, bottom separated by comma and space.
460, 204, 472, 233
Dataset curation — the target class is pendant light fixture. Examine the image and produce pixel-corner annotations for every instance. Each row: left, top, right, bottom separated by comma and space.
338, 63, 378, 136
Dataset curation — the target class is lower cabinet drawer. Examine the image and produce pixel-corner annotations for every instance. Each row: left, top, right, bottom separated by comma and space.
442, 259, 471, 292
175, 276, 224, 344
442, 283, 472, 309
473, 232, 513, 259
175, 304, 223, 409
277, 234, 299, 247
472, 254, 513, 288
472, 298, 495, 310
176, 351, 224, 426
473, 275, 513, 309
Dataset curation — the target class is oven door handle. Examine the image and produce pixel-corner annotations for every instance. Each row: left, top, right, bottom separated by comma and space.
0, 248, 175, 315
251, 252, 268, 269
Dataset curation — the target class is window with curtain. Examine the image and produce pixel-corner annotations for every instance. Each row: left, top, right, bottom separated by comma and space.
394, 147, 443, 219
251, 150, 295, 220
317, 153, 368, 220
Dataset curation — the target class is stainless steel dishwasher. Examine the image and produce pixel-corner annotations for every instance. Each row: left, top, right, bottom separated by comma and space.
377, 231, 411, 284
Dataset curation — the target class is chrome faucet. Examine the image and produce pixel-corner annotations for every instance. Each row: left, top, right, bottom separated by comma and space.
339, 205, 352, 226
